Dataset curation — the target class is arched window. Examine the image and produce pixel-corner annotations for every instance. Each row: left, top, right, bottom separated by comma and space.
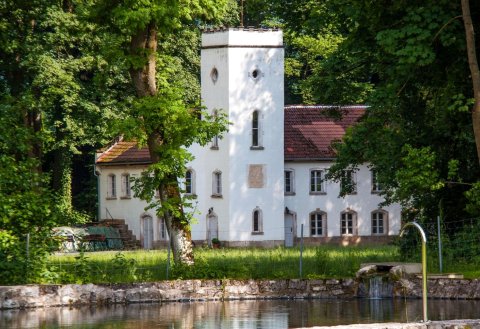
212, 170, 222, 197
371, 210, 388, 235
251, 110, 263, 148
252, 207, 263, 234
141, 214, 154, 250
107, 174, 116, 198
185, 169, 195, 195
310, 210, 327, 237
121, 173, 131, 198
341, 210, 357, 236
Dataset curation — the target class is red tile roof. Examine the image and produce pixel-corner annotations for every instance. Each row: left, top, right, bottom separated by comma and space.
284, 105, 366, 160
95, 140, 151, 165
96, 105, 366, 165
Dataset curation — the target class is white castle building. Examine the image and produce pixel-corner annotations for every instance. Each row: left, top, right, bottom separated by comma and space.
95, 28, 402, 249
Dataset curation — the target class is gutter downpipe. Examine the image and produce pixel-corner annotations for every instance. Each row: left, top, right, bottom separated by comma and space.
400, 221, 428, 322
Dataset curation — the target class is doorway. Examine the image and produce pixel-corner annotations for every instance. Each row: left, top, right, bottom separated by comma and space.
207, 213, 218, 245
142, 215, 154, 249
284, 212, 295, 247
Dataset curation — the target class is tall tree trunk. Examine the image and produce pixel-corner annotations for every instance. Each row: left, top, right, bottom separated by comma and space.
461, 0, 480, 164
129, 23, 194, 265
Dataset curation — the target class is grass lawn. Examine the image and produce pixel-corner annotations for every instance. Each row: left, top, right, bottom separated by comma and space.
47, 245, 402, 284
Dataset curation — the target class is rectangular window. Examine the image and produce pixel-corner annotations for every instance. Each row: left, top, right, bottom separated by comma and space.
310, 170, 325, 193
185, 170, 193, 194
159, 218, 167, 240
285, 170, 295, 194
211, 135, 219, 149
212, 172, 222, 196
252, 111, 259, 147
371, 170, 383, 193
121, 174, 131, 197
372, 212, 385, 235
107, 174, 116, 198
310, 212, 324, 236
340, 170, 356, 194
341, 212, 355, 235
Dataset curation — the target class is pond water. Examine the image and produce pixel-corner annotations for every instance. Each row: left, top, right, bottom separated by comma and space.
2, 298, 480, 329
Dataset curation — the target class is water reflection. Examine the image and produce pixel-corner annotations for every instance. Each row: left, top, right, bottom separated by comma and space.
2, 298, 480, 329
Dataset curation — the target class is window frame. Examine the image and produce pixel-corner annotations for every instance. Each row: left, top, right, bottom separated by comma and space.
310, 210, 327, 237
107, 174, 117, 199
158, 217, 167, 240
250, 110, 264, 149
310, 169, 326, 194
371, 210, 388, 236
284, 169, 295, 195
120, 173, 131, 198
252, 207, 264, 235
340, 169, 357, 195
340, 210, 357, 236
185, 169, 195, 196
212, 170, 222, 197
371, 169, 383, 193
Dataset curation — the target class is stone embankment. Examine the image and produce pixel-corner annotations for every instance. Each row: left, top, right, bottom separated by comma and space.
0, 279, 355, 309
299, 320, 480, 329
2, 277, 480, 309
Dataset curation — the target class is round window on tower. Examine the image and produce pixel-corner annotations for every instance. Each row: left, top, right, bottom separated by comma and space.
250, 67, 262, 81
210, 67, 218, 84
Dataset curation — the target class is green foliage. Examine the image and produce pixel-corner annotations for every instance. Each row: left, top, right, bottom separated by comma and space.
319, 0, 480, 229
0, 229, 61, 284
394, 145, 443, 207
111, 252, 138, 282
465, 182, 480, 215
92, 0, 230, 35
90, 1, 233, 248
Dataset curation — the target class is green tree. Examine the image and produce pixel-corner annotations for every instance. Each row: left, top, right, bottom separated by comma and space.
91, 0, 232, 265
0, 0, 129, 282
0, 102, 61, 283
318, 1, 480, 224
0, 0, 124, 221
247, 0, 479, 221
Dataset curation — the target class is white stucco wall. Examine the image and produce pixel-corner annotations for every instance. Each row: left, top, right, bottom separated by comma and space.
96, 165, 165, 247
284, 162, 402, 238
198, 29, 285, 243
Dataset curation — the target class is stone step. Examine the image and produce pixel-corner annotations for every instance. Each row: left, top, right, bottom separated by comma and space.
99, 219, 140, 250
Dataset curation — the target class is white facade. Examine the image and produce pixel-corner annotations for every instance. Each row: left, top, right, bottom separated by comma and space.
96, 28, 401, 248
191, 28, 285, 246
95, 164, 168, 248
283, 163, 401, 245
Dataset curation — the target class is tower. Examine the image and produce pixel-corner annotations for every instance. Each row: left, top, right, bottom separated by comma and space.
192, 28, 284, 246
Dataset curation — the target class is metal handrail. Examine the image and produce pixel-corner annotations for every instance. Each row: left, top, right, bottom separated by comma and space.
400, 221, 428, 322
105, 208, 114, 220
